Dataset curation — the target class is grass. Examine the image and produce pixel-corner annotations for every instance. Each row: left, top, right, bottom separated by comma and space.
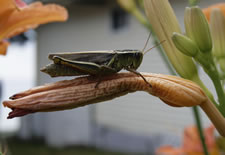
2, 137, 131, 155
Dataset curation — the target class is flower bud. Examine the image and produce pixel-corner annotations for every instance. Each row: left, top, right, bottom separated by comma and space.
172, 32, 199, 57
144, 0, 198, 80
185, 6, 212, 53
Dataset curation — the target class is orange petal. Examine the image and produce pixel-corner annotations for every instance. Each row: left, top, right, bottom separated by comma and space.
203, 3, 225, 21
0, 0, 16, 15
155, 145, 184, 155
14, 0, 27, 8
204, 125, 218, 150
183, 126, 202, 151
182, 125, 220, 154
0, 41, 10, 55
0, 1, 68, 40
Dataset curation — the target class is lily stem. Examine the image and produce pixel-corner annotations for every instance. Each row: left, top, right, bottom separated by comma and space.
192, 106, 209, 155
208, 68, 225, 116
188, 0, 199, 7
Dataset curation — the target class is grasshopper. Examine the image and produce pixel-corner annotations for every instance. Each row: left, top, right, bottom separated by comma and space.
41, 34, 164, 87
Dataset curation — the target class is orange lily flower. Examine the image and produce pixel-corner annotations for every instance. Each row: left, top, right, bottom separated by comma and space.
156, 125, 220, 155
0, 0, 68, 55
203, 3, 225, 21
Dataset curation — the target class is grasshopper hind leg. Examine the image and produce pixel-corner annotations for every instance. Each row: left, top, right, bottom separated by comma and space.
125, 68, 152, 88
94, 65, 118, 88
95, 77, 102, 88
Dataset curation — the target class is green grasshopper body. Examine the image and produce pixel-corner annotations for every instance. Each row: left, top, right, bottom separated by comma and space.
41, 50, 143, 77
41, 35, 163, 87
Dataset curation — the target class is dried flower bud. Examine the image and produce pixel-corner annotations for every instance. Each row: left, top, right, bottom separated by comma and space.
4, 73, 207, 115
3, 72, 225, 136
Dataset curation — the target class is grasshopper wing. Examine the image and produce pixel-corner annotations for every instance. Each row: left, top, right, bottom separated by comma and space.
42, 51, 118, 77
52, 56, 103, 75
48, 51, 115, 65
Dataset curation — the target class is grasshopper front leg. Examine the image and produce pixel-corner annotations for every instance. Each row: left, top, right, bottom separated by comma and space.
125, 68, 152, 88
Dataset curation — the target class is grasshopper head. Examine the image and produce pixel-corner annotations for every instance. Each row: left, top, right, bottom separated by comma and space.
130, 51, 143, 70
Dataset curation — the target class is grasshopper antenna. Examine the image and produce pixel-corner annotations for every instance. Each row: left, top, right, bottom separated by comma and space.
141, 32, 152, 53
143, 40, 166, 55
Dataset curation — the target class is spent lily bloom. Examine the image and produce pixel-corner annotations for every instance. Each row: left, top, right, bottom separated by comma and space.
2, 72, 225, 137
156, 125, 219, 155
0, 0, 68, 55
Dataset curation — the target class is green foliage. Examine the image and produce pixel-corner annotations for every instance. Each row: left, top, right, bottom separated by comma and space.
6, 137, 141, 155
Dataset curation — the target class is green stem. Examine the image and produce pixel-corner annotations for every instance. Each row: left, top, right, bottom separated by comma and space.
195, 52, 224, 111
192, 106, 209, 155
188, 0, 199, 7
208, 67, 225, 116
191, 74, 218, 107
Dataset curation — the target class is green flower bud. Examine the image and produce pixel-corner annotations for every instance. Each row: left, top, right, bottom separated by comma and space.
210, 8, 225, 72
172, 32, 199, 57
184, 6, 212, 53
144, 0, 198, 80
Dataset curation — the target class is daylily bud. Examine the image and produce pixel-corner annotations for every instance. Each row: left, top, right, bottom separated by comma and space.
144, 0, 216, 107
172, 32, 199, 57
210, 8, 225, 72
185, 7, 212, 53
144, 0, 198, 80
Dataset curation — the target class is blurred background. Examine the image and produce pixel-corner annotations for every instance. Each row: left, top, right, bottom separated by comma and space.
0, 0, 223, 154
